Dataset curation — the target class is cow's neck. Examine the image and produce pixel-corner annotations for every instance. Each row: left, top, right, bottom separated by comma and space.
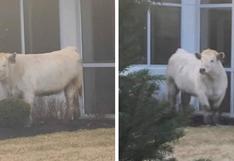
200, 66, 226, 86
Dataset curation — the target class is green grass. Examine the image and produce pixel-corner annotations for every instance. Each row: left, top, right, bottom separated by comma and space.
173, 126, 234, 161
0, 128, 114, 161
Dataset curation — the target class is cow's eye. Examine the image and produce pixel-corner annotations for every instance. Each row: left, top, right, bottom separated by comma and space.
210, 60, 214, 63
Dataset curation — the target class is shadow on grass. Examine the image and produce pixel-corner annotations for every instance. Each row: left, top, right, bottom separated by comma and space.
0, 118, 114, 140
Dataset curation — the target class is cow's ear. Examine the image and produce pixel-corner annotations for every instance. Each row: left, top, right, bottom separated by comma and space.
195, 53, 201, 59
8, 53, 16, 64
217, 52, 225, 62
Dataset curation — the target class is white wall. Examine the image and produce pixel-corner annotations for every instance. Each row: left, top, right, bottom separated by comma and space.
181, 0, 199, 53
59, 0, 82, 54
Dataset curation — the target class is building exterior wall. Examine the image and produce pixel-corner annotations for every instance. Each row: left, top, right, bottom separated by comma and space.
128, 0, 234, 117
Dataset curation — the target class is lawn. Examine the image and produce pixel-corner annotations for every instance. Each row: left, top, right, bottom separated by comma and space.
0, 119, 115, 161
173, 126, 234, 161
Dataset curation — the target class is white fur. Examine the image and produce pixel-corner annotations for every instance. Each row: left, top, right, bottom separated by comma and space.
0, 47, 83, 124
166, 48, 227, 111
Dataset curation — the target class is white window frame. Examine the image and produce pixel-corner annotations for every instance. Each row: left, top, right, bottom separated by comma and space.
20, 0, 25, 54
76, 0, 115, 117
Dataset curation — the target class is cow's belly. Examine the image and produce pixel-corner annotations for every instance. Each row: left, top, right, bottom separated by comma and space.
17, 57, 81, 96
32, 73, 77, 96
35, 79, 71, 95
35, 87, 65, 96
174, 75, 197, 96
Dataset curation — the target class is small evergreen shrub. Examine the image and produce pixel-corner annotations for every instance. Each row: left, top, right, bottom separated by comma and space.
119, 70, 190, 161
0, 98, 30, 127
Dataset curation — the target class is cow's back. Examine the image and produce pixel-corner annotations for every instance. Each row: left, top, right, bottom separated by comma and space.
10, 47, 82, 95
167, 49, 200, 94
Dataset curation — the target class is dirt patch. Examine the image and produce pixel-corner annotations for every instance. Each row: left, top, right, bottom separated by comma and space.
0, 118, 114, 140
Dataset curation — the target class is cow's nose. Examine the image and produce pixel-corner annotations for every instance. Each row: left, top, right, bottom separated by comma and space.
199, 68, 206, 74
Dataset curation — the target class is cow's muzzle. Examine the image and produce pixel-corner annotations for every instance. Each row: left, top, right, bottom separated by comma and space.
199, 68, 206, 74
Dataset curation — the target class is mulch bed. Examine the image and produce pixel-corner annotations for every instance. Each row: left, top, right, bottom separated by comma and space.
0, 118, 114, 140
191, 113, 234, 126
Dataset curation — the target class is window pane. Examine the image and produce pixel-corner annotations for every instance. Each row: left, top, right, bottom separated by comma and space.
84, 68, 115, 114
81, 0, 115, 63
151, 6, 181, 64
220, 72, 230, 113
200, 8, 231, 67
119, 2, 147, 66
201, 0, 232, 4
24, 0, 60, 53
0, 0, 21, 53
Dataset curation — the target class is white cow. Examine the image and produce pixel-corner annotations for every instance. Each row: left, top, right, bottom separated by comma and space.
167, 48, 227, 123
0, 47, 83, 125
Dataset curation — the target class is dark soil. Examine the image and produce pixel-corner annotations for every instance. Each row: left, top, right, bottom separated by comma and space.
0, 118, 114, 140
191, 113, 234, 126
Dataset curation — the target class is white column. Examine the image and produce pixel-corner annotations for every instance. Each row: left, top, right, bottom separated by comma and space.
181, 0, 200, 53
20, 0, 25, 54
147, 8, 151, 65
59, 0, 82, 53
181, 0, 200, 109
59, 0, 85, 116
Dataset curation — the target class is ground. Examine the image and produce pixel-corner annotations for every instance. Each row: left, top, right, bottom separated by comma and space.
0, 119, 115, 161
173, 126, 234, 161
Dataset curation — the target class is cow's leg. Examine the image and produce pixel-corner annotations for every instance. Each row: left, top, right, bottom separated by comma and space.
181, 92, 191, 112
198, 93, 210, 110
197, 93, 211, 124
24, 93, 34, 127
167, 78, 179, 111
212, 98, 224, 124
209, 102, 217, 125
64, 79, 80, 121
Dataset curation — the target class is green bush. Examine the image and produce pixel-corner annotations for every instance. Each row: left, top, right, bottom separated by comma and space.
0, 98, 30, 127
119, 70, 190, 161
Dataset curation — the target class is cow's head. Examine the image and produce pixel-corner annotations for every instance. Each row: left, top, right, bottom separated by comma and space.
195, 49, 225, 75
0, 53, 16, 80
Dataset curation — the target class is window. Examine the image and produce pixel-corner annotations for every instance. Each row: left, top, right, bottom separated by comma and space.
24, 0, 60, 53
200, 8, 231, 67
0, 0, 21, 53
81, 0, 115, 114
151, 5, 181, 64
220, 72, 231, 112
119, 2, 147, 65
81, 0, 114, 63
84, 68, 115, 114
